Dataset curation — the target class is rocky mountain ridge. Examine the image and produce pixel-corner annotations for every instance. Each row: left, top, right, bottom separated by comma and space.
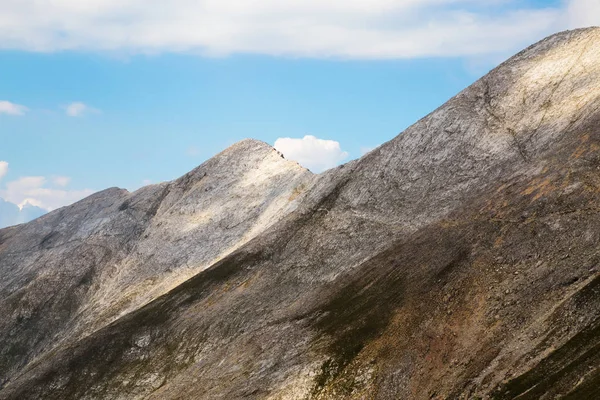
0, 140, 312, 387
1, 27, 599, 399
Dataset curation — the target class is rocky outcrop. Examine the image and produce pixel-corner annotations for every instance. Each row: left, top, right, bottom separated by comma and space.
0, 139, 312, 387
1, 28, 599, 399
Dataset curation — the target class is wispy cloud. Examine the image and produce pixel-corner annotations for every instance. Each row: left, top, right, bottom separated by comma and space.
64, 102, 100, 117
0, 1, 596, 59
0, 168, 94, 211
52, 176, 71, 187
0, 101, 28, 116
274, 135, 348, 172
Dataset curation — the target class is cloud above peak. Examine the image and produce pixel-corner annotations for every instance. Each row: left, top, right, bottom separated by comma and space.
0, 1, 596, 59
566, 0, 600, 28
274, 135, 348, 172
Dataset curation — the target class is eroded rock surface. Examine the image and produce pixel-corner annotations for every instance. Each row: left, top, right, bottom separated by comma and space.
0, 139, 312, 386
1, 28, 600, 399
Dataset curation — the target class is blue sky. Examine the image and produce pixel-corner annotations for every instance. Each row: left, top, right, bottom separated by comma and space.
0, 0, 598, 223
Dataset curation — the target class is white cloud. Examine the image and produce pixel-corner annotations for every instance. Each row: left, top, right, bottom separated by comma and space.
0, 1, 595, 59
52, 176, 71, 187
0, 161, 7, 180
0, 175, 94, 211
64, 102, 100, 117
274, 135, 349, 172
566, 0, 600, 28
0, 101, 28, 116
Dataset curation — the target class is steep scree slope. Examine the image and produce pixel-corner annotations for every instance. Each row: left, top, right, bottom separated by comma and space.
1, 28, 599, 399
0, 140, 312, 387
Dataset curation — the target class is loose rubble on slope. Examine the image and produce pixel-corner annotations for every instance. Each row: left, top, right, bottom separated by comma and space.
1, 27, 599, 400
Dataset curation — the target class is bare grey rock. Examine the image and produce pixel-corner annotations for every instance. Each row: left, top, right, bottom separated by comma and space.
1, 28, 600, 399
0, 139, 312, 386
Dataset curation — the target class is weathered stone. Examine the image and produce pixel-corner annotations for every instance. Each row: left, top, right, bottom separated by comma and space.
1, 27, 600, 400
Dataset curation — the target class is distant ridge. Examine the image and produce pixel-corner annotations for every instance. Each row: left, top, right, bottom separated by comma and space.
0, 199, 46, 229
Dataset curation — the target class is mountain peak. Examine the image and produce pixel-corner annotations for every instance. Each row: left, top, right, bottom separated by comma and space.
3, 30, 600, 400
224, 138, 277, 155
199, 138, 298, 170
187, 137, 308, 180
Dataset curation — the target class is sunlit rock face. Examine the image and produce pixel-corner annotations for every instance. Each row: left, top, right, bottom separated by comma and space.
1, 28, 600, 400
0, 139, 313, 387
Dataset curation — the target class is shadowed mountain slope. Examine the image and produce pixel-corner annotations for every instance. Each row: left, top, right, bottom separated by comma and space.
1, 27, 599, 399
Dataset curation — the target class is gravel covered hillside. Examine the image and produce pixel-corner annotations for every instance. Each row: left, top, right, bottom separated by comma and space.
1, 27, 599, 399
